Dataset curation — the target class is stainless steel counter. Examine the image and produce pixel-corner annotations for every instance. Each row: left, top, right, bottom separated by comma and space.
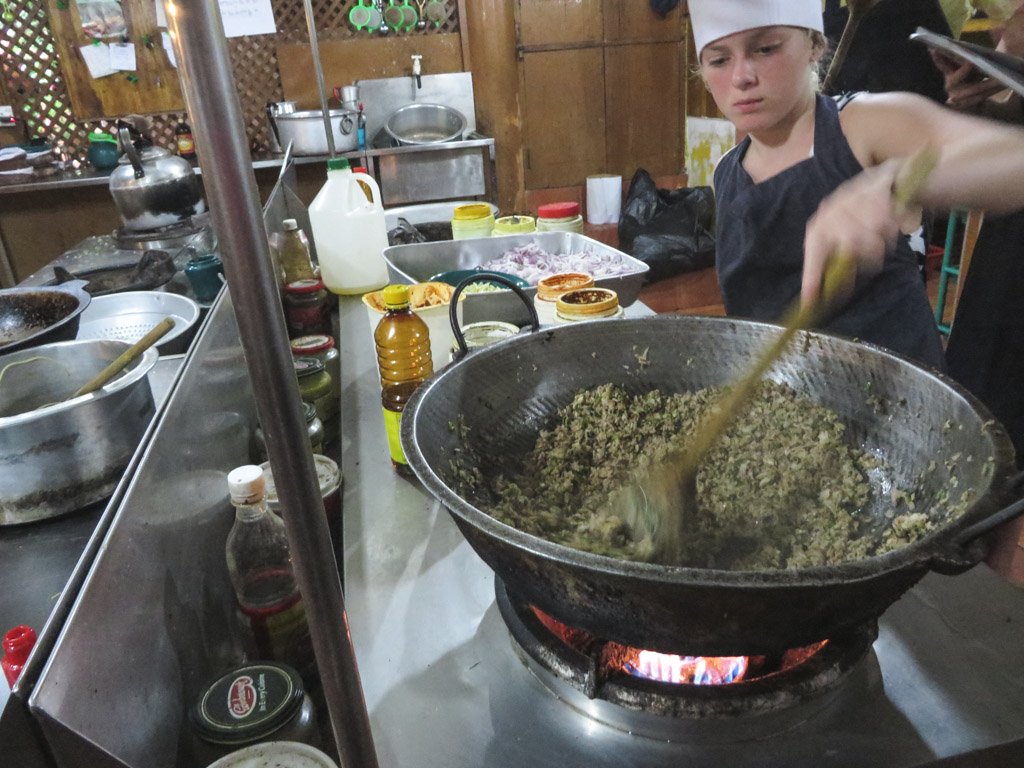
335, 296, 1024, 768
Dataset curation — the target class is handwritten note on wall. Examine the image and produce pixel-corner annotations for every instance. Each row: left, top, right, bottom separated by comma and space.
153, 0, 276, 37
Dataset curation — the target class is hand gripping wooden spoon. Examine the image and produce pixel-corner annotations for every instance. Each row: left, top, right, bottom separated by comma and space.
620, 147, 939, 564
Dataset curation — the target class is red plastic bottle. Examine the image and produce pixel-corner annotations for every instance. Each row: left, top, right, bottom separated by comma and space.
3, 625, 37, 688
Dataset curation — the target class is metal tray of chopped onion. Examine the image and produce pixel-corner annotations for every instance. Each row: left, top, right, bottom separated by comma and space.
382, 233, 650, 325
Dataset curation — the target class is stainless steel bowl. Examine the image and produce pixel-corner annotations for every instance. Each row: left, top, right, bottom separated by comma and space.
0, 339, 158, 525
385, 103, 466, 145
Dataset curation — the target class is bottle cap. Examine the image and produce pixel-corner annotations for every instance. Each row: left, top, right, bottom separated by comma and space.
2, 625, 37, 659
354, 166, 369, 175
293, 356, 325, 377
284, 279, 326, 295
452, 203, 493, 222
327, 157, 350, 172
290, 334, 334, 355
227, 465, 265, 504
190, 662, 305, 745
538, 201, 580, 219
382, 284, 411, 309
283, 218, 299, 231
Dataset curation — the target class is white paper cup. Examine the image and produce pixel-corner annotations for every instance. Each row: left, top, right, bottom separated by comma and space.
586, 174, 623, 225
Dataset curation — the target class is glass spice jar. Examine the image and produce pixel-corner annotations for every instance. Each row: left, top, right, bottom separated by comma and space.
294, 356, 338, 445
283, 279, 332, 337
290, 334, 340, 403
555, 287, 623, 323
252, 402, 325, 463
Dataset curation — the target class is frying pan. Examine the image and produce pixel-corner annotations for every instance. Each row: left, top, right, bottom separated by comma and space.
402, 316, 1020, 655
0, 280, 91, 355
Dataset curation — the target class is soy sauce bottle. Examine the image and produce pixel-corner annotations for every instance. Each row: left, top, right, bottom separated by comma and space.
175, 117, 197, 160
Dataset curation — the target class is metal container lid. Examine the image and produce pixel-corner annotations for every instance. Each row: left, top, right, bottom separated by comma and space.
204, 741, 338, 768
191, 663, 306, 745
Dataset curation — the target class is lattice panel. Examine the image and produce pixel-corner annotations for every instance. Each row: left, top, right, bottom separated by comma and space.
0, 0, 460, 167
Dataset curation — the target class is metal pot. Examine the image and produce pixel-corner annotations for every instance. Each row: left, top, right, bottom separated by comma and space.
109, 126, 206, 232
0, 280, 92, 355
402, 315, 1021, 656
385, 103, 466, 145
271, 109, 358, 156
0, 339, 158, 525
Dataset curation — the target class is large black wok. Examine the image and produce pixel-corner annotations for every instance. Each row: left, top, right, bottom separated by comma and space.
402, 316, 1021, 656
0, 281, 92, 354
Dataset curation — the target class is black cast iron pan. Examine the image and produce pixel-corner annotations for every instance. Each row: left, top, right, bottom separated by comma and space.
0, 280, 91, 355
402, 313, 1020, 656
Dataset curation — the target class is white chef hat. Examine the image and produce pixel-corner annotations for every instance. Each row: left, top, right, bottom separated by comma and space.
689, 0, 825, 57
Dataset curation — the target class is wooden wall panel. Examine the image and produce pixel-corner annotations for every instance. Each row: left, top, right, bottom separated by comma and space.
44, 0, 184, 118
517, 0, 603, 47
603, 0, 684, 43
605, 42, 682, 179
522, 48, 605, 189
277, 34, 464, 108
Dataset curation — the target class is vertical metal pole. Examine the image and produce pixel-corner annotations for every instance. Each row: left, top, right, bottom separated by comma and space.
163, 4, 378, 767
302, 0, 337, 158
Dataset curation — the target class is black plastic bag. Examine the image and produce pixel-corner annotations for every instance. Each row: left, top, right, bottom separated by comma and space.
618, 168, 716, 282
649, 0, 680, 18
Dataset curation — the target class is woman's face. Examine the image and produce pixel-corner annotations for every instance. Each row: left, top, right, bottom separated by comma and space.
699, 26, 820, 135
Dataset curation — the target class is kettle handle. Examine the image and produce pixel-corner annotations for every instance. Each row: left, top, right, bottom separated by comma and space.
118, 126, 145, 180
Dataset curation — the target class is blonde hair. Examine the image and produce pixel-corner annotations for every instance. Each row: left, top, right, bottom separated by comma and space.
693, 29, 832, 93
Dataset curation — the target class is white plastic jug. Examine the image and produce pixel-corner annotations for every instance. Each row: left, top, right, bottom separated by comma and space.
308, 158, 390, 295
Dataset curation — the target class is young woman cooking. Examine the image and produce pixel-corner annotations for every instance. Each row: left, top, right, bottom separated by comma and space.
687, 0, 1024, 369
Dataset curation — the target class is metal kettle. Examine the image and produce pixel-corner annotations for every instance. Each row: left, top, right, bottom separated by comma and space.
109, 126, 206, 231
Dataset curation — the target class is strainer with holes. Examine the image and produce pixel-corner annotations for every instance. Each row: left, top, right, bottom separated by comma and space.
75, 291, 200, 354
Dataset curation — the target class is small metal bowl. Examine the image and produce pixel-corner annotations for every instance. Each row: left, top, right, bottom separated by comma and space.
75, 291, 201, 355
385, 103, 466, 145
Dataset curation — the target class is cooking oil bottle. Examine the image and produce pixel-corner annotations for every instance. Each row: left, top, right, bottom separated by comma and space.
307, 157, 389, 295
374, 284, 432, 473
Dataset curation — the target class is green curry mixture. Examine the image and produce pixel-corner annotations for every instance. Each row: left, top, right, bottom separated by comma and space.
457, 382, 937, 570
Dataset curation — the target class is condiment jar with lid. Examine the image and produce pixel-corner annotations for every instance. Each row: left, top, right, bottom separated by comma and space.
294, 356, 338, 445
536, 201, 584, 233
449, 321, 520, 362
492, 214, 536, 237
451, 203, 495, 240
283, 279, 332, 337
555, 287, 623, 323
290, 334, 340, 402
188, 662, 319, 766
252, 402, 324, 463
534, 272, 594, 326
185, 251, 225, 304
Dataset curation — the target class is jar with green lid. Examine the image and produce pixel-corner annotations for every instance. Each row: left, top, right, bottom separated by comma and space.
492, 214, 536, 236
252, 402, 324, 463
291, 334, 340, 403
294, 356, 338, 445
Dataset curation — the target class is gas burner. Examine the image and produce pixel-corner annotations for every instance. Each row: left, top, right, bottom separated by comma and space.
112, 217, 209, 252
496, 579, 877, 732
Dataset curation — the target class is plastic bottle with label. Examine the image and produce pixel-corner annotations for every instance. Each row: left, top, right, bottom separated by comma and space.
308, 157, 389, 296
277, 219, 317, 286
374, 284, 433, 473
224, 465, 316, 685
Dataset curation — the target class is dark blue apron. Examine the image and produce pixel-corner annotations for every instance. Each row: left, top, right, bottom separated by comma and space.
713, 93, 946, 369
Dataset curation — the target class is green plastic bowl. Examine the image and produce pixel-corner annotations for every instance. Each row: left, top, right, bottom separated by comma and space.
429, 269, 529, 291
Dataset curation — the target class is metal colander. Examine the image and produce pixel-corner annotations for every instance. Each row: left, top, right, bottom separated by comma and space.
76, 291, 200, 353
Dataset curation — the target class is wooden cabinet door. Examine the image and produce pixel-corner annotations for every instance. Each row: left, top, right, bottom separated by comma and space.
604, 0, 685, 43
522, 48, 606, 189
605, 41, 683, 179
517, 0, 604, 47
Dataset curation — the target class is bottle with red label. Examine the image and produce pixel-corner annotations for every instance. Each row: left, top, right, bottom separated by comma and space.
175, 117, 197, 160
225, 465, 316, 685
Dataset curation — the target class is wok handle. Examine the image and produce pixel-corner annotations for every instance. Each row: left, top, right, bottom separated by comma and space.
932, 470, 1024, 574
449, 273, 540, 361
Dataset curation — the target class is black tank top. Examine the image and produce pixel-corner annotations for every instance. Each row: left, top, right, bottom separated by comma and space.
713, 92, 945, 369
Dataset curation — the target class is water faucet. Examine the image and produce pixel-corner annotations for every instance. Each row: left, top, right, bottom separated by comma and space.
411, 54, 423, 90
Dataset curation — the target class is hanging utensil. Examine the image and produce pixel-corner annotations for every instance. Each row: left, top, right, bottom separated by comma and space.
424, 0, 446, 28
399, 0, 418, 32
383, 0, 405, 32
823, 0, 883, 93
415, 0, 428, 30
348, 0, 372, 31
375, 0, 390, 34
